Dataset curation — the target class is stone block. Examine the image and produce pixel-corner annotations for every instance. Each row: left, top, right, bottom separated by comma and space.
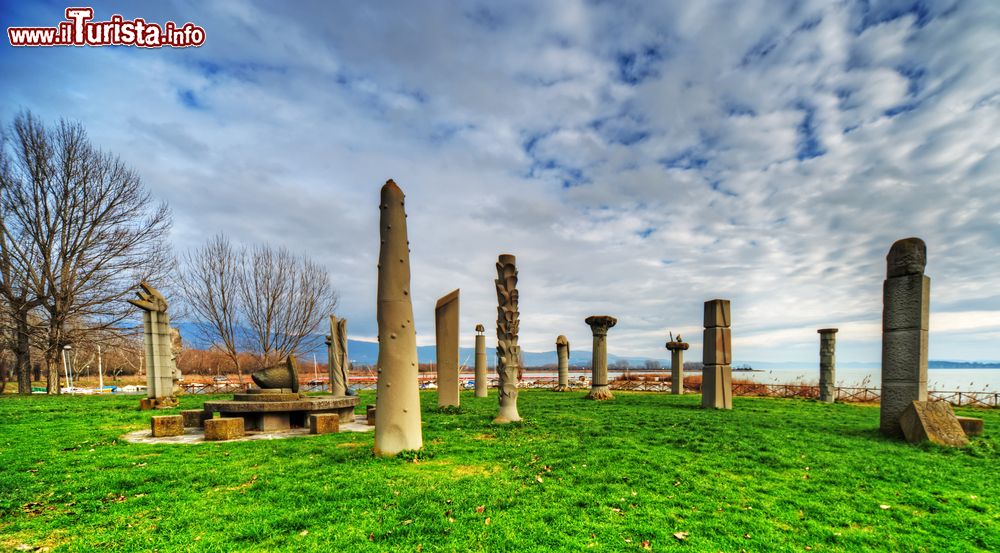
702, 328, 732, 365
956, 416, 984, 437
701, 364, 732, 410
881, 329, 928, 383
882, 275, 930, 331
205, 417, 245, 441
150, 415, 183, 437
309, 413, 340, 434
181, 409, 211, 428
139, 398, 156, 410
899, 401, 968, 447
366, 404, 377, 426
703, 299, 730, 328
880, 381, 928, 437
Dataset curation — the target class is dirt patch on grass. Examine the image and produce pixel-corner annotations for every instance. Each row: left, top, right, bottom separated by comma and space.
337, 442, 364, 448
473, 433, 496, 440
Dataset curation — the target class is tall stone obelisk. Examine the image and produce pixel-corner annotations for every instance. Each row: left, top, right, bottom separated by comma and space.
326, 315, 350, 396
818, 328, 838, 403
474, 324, 488, 397
374, 179, 422, 456
494, 254, 522, 423
585, 316, 617, 400
665, 334, 689, 395
435, 289, 460, 408
128, 282, 181, 408
702, 299, 733, 409
880, 237, 929, 437
554, 335, 570, 391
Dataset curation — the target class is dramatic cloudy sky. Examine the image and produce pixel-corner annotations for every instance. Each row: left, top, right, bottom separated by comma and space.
2, 0, 998, 364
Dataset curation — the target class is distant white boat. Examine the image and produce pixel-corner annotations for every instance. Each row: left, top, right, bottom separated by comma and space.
118, 385, 148, 393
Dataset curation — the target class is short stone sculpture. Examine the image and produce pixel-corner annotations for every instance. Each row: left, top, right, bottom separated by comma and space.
435, 289, 460, 408
374, 179, 423, 455
665, 332, 689, 395
494, 254, 522, 423
474, 324, 488, 397
251, 355, 300, 393
554, 335, 570, 392
128, 282, 182, 407
326, 315, 351, 396
818, 328, 838, 403
585, 316, 617, 400
880, 237, 930, 437
702, 299, 733, 409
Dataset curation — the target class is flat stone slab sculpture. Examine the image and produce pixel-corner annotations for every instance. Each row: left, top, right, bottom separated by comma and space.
702, 299, 733, 409
554, 335, 570, 392
474, 324, 488, 397
128, 282, 182, 408
326, 315, 351, 396
880, 238, 930, 437
494, 254, 522, 422
899, 401, 968, 447
436, 289, 461, 408
585, 316, 617, 401
818, 328, 838, 403
252, 356, 300, 393
151, 415, 184, 437
374, 180, 423, 455
665, 332, 689, 395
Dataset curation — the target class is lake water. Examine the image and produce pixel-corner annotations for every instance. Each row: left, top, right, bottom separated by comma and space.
517, 368, 1000, 391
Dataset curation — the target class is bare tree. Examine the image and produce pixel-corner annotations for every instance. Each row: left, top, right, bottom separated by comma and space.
179, 235, 338, 369
0, 111, 172, 393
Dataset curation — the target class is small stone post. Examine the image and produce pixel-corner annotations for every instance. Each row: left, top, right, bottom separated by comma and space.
554, 335, 570, 391
474, 324, 488, 397
374, 179, 422, 456
326, 315, 350, 396
818, 328, 838, 403
880, 237, 930, 437
702, 299, 733, 409
435, 289, 460, 408
585, 316, 617, 400
665, 334, 689, 395
128, 282, 182, 407
494, 254, 522, 423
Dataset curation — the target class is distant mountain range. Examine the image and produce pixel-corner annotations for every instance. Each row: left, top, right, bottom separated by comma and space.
175, 323, 1000, 369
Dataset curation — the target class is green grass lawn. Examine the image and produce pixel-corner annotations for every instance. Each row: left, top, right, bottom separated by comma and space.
1, 391, 997, 552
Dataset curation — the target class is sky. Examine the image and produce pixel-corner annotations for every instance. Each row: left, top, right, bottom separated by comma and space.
1, 0, 998, 364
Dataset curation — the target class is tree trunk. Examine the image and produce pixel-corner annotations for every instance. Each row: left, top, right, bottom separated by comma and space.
15, 316, 32, 394
45, 356, 60, 394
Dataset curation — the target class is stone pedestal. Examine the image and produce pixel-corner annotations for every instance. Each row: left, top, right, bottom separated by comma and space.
474, 325, 488, 397
554, 335, 570, 391
818, 328, 838, 403
665, 338, 689, 395
880, 238, 930, 437
310, 413, 340, 434
702, 300, 732, 409
435, 289, 461, 408
585, 316, 617, 401
205, 418, 245, 441
151, 415, 183, 437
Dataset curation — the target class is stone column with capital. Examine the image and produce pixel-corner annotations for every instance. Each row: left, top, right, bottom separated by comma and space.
818, 328, 838, 403
702, 299, 733, 409
665, 334, 689, 395
880, 237, 930, 437
474, 324, 488, 397
554, 335, 570, 391
585, 316, 617, 400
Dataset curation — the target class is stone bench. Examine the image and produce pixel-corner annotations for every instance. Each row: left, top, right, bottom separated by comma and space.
309, 413, 340, 434
150, 415, 183, 437
956, 416, 984, 437
203, 396, 360, 432
181, 409, 212, 428
205, 417, 245, 441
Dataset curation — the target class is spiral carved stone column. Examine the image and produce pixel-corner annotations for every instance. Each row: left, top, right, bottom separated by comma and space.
494, 254, 522, 423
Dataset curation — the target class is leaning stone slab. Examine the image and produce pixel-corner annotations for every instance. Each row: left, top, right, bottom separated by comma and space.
151, 415, 184, 437
899, 401, 968, 447
310, 413, 340, 434
955, 416, 984, 437
181, 409, 211, 428
205, 417, 245, 441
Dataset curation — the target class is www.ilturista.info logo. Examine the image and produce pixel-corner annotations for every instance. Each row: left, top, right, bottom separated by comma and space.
8, 7, 205, 48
